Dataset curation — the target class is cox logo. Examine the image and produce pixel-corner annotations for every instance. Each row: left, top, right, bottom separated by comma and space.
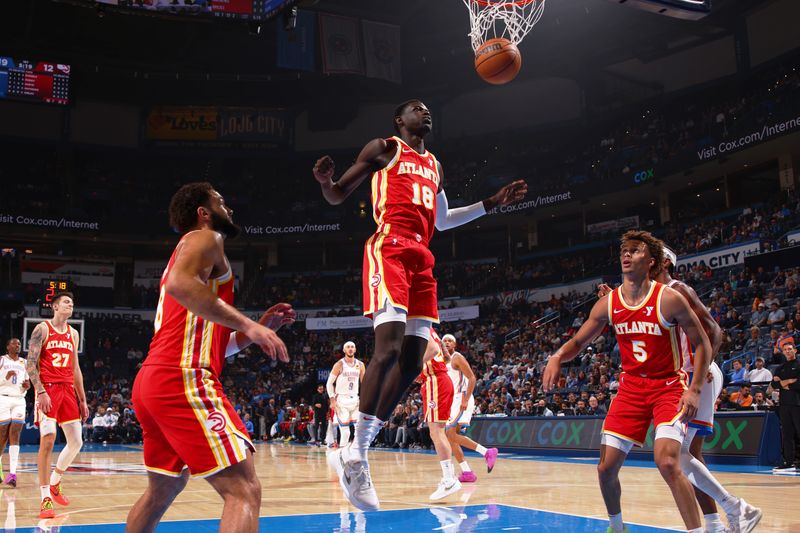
633, 168, 654, 184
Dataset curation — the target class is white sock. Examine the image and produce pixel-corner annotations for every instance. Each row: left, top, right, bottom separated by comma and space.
9, 445, 19, 475
680, 451, 738, 515
475, 444, 487, 456
459, 461, 472, 473
339, 424, 351, 446
40, 485, 50, 502
50, 470, 63, 486
608, 512, 624, 532
688, 528, 703, 533
440, 459, 455, 482
349, 412, 383, 463
703, 513, 726, 532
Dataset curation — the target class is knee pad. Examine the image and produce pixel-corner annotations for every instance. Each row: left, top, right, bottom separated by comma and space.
39, 419, 57, 436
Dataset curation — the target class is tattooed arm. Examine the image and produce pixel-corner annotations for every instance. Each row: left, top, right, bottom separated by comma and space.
71, 326, 89, 422
26, 322, 51, 414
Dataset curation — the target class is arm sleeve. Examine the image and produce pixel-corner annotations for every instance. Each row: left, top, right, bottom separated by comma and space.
435, 189, 486, 231
326, 370, 337, 398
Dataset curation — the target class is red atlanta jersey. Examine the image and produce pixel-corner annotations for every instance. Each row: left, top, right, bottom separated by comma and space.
608, 281, 682, 379
40, 320, 76, 384
145, 234, 234, 377
372, 136, 441, 244
420, 328, 448, 380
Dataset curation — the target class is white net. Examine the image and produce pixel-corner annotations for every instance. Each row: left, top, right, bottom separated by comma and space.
463, 0, 546, 52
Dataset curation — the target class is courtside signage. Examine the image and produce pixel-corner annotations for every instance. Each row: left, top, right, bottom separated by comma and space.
675, 240, 760, 273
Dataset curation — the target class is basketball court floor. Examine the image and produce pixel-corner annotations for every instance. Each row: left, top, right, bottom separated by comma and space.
2, 442, 797, 532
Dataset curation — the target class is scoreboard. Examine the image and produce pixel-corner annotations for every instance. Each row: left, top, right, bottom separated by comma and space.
0, 57, 71, 106
40, 279, 72, 315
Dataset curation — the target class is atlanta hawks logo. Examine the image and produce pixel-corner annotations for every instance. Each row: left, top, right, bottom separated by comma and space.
428, 400, 437, 410
204, 411, 227, 433
370, 274, 382, 288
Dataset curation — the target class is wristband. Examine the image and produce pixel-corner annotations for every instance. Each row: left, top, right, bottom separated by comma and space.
37, 390, 48, 396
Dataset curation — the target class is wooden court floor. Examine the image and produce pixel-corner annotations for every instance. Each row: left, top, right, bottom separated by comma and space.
2, 443, 798, 531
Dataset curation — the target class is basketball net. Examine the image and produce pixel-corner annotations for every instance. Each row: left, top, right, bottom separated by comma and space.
463, 0, 546, 52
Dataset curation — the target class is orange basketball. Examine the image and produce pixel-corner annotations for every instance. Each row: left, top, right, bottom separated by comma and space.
474, 38, 522, 85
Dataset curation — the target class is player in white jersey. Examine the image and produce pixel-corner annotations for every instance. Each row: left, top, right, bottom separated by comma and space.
327, 341, 366, 447
599, 246, 762, 533
0, 338, 29, 488
441, 334, 498, 483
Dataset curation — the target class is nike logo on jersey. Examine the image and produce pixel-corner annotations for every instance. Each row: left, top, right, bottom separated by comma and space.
613, 309, 624, 314
666, 378, 678, 386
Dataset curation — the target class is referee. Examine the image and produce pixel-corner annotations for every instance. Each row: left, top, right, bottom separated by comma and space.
770, 339, 800, 471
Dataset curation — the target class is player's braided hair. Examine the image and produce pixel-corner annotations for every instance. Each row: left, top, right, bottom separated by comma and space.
169, 182, 215, 234
620, 230, 665, 278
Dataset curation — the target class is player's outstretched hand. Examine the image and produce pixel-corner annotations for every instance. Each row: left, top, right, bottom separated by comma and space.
597, 283, 613, 298
259, 303, 296, 331
313, 155, 335, 183
541, 356, 561, 392
246, 323, 289, 363
678, 388, 700, 423
492, 179, 528, 206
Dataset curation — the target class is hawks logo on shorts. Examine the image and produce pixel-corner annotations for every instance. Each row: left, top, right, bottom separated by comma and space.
204, 411, 227, 433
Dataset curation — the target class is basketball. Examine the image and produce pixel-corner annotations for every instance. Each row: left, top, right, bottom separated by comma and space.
474, 38, 522, 85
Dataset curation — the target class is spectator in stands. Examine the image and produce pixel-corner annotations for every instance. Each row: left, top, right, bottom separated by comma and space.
750, 303, 768, 327
764, 290, 781, 308
768, 302, 786, 326
744, 326, 762, 353
729, 359, 747, 385
730, 385, 754, 409
244, 413, 255, 440
746, 356, 773, 384
752, 391, 774, 411
92, 407, 107, 443
534, 399, 554, 416
717, 388, 736, 410
588, 395, 606, 415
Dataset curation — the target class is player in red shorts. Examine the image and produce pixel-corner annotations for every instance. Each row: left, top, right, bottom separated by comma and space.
314, 99, 526, 511
418, 329, 459, 501
543, 230, 711, 533
125, 182, 294, 533
25, 292, 88, 519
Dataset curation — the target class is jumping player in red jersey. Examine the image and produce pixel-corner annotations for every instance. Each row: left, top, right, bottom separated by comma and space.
313, 99, 526, 510
26, 292, 89, 519
598, 246, 762, 533
419, 328, 459, 501
543, 230, 711, 533
126, 182, 294, 533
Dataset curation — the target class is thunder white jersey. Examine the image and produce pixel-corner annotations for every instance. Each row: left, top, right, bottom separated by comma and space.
334, 357, 362, 397
0, 355, 28, 397
667, 280, 695, 373
446, 357, 467, 395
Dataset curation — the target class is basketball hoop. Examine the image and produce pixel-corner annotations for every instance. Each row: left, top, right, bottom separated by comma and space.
463, 0, 546, 52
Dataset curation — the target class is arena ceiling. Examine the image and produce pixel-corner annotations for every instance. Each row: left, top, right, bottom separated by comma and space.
0, 0, 771, 107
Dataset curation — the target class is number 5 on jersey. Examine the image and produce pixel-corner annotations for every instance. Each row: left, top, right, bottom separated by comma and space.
631, 340, 648, 362
411, 183, 435, 210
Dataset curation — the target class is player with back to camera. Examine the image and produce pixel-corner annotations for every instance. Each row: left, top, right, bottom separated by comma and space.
0, 338, 30, 489
543, 230, 711, 533
326, 341, 366, 447
26, 292, 89, 519
125, 182, 295, 533
313, 99, 526, 511
440, 333, 498, 482
598, 246, 762, 533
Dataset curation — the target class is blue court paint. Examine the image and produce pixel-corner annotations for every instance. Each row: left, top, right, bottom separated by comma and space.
13, 504, 680, 532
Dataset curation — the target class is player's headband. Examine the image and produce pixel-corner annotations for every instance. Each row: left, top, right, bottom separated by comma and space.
442, 334, 456, 343
663, 246, 677, 266
343, 341, 356, 350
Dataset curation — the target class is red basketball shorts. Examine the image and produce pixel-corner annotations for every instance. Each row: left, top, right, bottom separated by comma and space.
133, 365, 254, 478
421, 369, 454, 424
362, 230, 438, 322
602, 372, 688, 446
35, 382, 80, 427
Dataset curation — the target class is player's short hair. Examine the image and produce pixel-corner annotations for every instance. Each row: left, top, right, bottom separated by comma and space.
393, 99, 422, 133
621, 230, 665, 278
169, 182, 215, 234
52, 291, 74, 306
